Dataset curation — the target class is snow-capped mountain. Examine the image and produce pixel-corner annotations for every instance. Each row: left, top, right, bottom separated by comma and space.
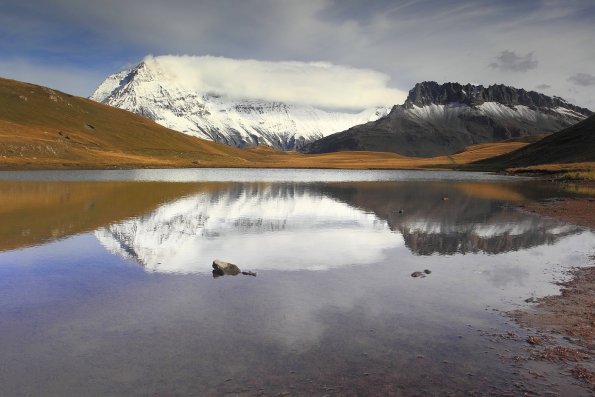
304, 81, 593, 157
90, 57, 390, 150
94, 183, 578, 274
95, 184, 394, 273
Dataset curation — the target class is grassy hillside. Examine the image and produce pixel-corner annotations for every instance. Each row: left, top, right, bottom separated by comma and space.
475, 115, 595, 169
0, 76, 529, 170
248, 141, 528, 169
0, 77, 261, 169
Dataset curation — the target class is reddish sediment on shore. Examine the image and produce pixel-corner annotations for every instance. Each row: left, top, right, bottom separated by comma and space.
521, 197, 595, 230
511, 195, 595, 387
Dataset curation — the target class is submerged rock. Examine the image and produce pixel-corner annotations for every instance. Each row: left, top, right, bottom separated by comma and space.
212, 259, 257, 278
412, 269, 432, 278
212, 259, 241, 276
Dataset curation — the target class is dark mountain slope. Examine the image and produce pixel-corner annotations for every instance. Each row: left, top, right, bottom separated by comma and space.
475, 115, 595, 168
303, 82, 591, 157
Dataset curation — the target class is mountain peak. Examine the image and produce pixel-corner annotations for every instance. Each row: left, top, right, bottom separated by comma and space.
404, 81, 481, 108
90, 61, 390, 150
404, 81, 592, 116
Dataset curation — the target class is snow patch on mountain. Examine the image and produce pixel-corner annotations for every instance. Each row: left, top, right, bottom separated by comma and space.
401, 219, 576, 238
403, 102, 585, 126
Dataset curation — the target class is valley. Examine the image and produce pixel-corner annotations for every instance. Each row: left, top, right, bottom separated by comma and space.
0, 76, 532, 170
4, 76, 589, 174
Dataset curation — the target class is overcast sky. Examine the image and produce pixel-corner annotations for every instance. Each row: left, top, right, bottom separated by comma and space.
0, 0, 593, 109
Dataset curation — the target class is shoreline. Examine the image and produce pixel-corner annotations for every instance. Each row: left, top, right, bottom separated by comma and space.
511, 194, 595, 388
0, 162, 593, 186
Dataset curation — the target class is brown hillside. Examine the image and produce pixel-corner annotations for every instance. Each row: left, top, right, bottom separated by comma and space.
0, 77, 528, 170
0, 77, 260, 169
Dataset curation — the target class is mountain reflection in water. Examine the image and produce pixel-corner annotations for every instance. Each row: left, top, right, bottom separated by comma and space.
0, 174, 593, 396
92, 181, 579, 273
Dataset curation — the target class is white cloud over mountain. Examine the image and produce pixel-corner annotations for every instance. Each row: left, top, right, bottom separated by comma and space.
142, 55, 405, 110
1, 0, 594, 109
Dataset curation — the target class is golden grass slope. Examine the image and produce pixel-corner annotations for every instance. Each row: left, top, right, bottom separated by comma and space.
0, 181, 219, 251
242, 141, 528, 170
0, 77, 262, 169
0, 77, 528, 170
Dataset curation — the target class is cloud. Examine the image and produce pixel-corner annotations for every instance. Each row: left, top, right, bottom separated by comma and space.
535, 83, 551, 90
567, 72, 595, 86
489, 50, 538, 72
142, 55, 405, 110
1, 1, 595, 108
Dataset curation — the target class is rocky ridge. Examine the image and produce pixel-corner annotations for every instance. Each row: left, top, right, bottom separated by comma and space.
303, 82, 592, 157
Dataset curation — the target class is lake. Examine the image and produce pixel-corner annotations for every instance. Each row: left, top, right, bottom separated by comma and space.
0, 169, 593, 396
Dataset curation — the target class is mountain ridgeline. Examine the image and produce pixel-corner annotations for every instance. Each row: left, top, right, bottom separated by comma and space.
303, 82, 592, 157
1, 72, 592, 170
90, 58, 592, 158
403, 81, 587, 110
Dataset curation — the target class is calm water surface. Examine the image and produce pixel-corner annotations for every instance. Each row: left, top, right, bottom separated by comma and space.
0, 169, 593, 396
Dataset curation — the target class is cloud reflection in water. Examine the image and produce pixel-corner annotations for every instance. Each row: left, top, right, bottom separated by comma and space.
95, 182, 579, 274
